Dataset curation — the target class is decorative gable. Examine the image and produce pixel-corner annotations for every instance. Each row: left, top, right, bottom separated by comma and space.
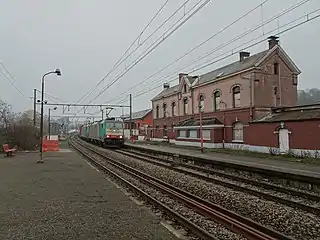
178, 74, 191, 92
255, 45, 301, 75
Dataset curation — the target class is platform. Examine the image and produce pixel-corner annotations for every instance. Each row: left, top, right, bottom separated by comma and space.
125, 142, 320, 179
0, 150, 179, 240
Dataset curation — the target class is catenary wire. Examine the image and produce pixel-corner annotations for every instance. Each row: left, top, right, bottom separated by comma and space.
75, 0, 171, 104
84, 0, 211, 108
0, 62, 27, 98
106, 0, 273, 103
107, 0, 309, 104
115, 9, 320, 104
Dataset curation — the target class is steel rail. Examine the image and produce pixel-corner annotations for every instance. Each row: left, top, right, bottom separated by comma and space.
72, 138, 294, 240
123, 144, 320, 186
69, 139, 217, 240
114, 149, 320, 215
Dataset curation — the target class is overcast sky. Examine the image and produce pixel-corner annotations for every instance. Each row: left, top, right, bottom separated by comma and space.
0, 0, 319, 121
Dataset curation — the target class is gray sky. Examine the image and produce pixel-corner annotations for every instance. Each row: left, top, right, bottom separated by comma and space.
0, 0, 319, 120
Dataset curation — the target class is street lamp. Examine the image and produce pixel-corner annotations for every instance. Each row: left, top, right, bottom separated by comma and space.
48, 107, 57, 140
38, 69, 61, 163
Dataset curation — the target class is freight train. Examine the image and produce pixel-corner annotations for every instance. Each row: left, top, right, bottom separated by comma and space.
79, 117, 124, 147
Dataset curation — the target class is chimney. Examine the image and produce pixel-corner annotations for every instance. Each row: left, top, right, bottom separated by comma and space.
179, 73, 188, 84
268, 36, 279, 49
163, 83, 170, 90
239, 51, 250, 62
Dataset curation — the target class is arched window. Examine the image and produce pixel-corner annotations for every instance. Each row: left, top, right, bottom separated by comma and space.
273, 62, 278, 75
232, 86, 241, 108
199, 95, 204, 112
183, 98, 188, 115
213, 91, 220, 111
163, 103, 167, 118
171, 102, 176, 116
156, 105, 159, 119
233, 122, 243, 141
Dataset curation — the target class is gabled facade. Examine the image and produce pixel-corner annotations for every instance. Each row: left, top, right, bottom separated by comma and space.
150, 36, 301, 147
121, 109, 152, 138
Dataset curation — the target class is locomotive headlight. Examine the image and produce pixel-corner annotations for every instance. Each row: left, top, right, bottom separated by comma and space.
120, 136, 123, 138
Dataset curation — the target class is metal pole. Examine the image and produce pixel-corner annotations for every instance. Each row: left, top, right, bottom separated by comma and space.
101, 109, 104, 120
199, 105, 203, 153
48, 109, 51, 140
129, 94, 132, 137
196, 76, 203, 153
33, 89, 37, 126
38, 76, 45, 163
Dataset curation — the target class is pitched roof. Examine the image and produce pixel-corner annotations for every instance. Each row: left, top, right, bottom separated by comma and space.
152, 44, 301, 102
120, 109, 152, 121
152, 50, 268, 101
252, 104, 320, 123
177, 117, 223, 126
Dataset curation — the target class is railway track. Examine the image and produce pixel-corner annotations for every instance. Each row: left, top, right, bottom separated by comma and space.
114, 148, 320, 215
70, 137, 293, 240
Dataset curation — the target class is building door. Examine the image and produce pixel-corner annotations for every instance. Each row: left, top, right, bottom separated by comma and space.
278, 129, 289, 153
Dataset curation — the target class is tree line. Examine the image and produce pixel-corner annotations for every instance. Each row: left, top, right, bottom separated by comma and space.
297, 88, 320, 105
0, 100, 46, 151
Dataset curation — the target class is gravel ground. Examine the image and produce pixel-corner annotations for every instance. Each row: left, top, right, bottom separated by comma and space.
0, 152, 179, 240
91, 153, 245, 240
98, 148, 320, 240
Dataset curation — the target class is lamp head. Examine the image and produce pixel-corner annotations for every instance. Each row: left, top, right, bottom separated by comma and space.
55, 68, 61, 76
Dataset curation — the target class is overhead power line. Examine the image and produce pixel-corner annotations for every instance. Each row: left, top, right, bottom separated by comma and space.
35, 89, 65, 103
116, 8, 320, 104
105, 0, 275, 104
139, 0, 309, 92
0, 62, 26, 98
85, 0, 211, 107
107, 0, 308, 104
75, 0, 171, 104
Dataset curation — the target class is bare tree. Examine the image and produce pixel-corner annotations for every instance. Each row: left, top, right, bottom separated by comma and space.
298, 88, 320, 105
0, 99, 39, 151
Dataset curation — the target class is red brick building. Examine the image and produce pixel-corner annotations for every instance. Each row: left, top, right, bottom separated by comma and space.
148, 36, 320, 155
247, 104, 320, 156
121, 109, 152, 138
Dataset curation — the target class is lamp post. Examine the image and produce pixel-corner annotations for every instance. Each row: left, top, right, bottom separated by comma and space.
192, 75, 203, 153
48, 107, 57, 140
38, 69, 61, 163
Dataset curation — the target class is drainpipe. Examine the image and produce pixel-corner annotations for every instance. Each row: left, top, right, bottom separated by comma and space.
220, 101, 227, 149
249, 73, 254, 122
278, 63, 281, 106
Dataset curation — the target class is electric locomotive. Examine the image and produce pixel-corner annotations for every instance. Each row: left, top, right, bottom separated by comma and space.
79, 117, 124, 147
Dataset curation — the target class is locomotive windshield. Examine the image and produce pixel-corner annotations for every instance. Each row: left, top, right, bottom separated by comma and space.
105, 122, 123, 129
113, 122, 123, 129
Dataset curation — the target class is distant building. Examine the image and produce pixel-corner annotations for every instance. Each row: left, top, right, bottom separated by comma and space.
121, 109, 152, 139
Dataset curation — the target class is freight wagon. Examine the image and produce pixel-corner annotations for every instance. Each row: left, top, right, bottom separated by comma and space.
79, 118, 124, 147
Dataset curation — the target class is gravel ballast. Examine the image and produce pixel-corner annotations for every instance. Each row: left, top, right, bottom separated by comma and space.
100, 148, 320, 240
0, 152, 179, 240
